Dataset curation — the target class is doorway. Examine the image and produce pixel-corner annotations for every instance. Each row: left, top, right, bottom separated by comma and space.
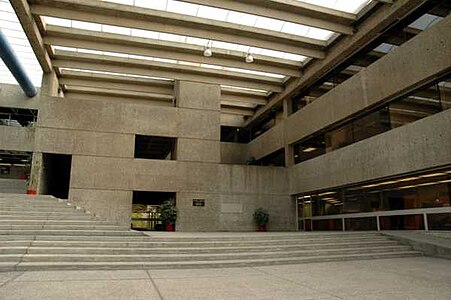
131, 191, 176, 231
43, 153, 72, 199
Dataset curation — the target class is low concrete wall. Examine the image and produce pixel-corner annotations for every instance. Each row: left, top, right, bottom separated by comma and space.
0, 126, 35, 152
289, 109, 451, 194
0, 179, 27, 194
0, 83, 40, 110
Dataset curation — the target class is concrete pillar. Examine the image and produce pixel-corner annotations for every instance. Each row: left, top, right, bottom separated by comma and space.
40, 71, 60, 97
283, 98, 294, 167
28, 152, 43, 194
174, 80, 222, 231
175, 80, 221, 163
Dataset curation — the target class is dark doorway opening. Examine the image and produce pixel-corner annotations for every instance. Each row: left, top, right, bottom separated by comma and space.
131, 191, 176, 231
43, 153, 72, 199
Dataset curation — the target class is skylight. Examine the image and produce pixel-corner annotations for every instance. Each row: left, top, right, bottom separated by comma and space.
102, 0, 341, 41
44, 16, 307, 64
0, 0, 42, 86
52, 45, 286, 79
296, 0, 373, 14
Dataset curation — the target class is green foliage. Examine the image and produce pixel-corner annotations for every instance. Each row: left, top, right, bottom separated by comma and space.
160, 200, 177, 225
253, 208, 269, 225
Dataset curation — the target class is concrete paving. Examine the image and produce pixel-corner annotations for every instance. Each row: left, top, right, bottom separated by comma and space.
0, 256, 450, 300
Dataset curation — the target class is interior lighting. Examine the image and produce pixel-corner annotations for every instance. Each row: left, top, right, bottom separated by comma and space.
319, 191, 336, 196
397, 177, 420, 182
303, 147, 317, 153
420, 173, 445, 178
245, 52, 254, 63
203, 41, 212, 57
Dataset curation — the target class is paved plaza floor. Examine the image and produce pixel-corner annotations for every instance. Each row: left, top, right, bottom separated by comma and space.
0, 256, 450, 300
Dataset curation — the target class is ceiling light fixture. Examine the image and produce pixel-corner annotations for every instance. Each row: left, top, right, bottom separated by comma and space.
245, 52, 254, 63
203, 41, 212, 57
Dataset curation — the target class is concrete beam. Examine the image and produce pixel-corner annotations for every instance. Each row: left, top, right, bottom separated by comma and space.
31, 0, 326, 58
58, 77, 174, 95
220, 94, 267, 106
44, 25, 302, 77
245, 0, 429, 127
62, 86, 174, 102
178, 0, 355, 35
10, 0, 52, 72
220, 106, 254, 117
52, 51, 284, 92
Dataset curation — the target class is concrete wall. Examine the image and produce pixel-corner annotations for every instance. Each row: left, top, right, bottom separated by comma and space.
248, 14, 451, 160
0, 126, 35, 152
289, 109, 451, 194
0, 83, 40, 109
32, 81, 294, 231
220, 142, 248, 164
0, 179, 27, 194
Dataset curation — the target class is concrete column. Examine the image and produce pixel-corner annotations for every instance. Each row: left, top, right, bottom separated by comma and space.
40, 71, 61, 97
283, 98, 294, 167
175, 80, 221, 163
29, 152, 43, 194
174, 80, 222, 231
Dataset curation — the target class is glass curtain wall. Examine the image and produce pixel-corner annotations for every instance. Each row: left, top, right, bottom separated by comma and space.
297, 168, 451, 231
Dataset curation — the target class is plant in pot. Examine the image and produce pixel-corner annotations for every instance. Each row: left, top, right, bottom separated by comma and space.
253, 208, 269, 232
160, 200, 177, 232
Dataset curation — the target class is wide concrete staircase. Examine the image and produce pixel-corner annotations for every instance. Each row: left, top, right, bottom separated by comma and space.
0, 194, 422, 271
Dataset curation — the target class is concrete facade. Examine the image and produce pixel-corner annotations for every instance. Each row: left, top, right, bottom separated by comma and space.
0, 11, 449, 231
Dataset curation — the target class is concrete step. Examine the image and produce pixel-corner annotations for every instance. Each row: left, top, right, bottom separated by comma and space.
0, 241, 406, 255
0, 224, 125, 231
0, 245, 413, 263
1, 251, 422, 272
0, 239, 401, 253
0, 207, 80, 212
142, 232, 384, 242
0, 214, 97, 220
0, 234, 392, 245
0, 230, 144, 236
0, 238, 399, 253
0, 220, 118, 226
0, 210, 89, 216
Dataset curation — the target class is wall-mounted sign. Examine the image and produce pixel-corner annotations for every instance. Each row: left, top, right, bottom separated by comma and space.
193, 199, 205, 207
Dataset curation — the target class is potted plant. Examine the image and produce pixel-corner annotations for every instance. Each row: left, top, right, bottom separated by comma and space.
253, 208, 269, 232
160, 200, 177, 231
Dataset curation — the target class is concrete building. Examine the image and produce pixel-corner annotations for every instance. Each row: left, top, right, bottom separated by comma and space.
0, 0, 450, 232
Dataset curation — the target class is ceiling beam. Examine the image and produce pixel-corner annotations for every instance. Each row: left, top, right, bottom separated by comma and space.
63, 86, 174, 101
220, 94, 267, 106
10, 0, 52, 72
44, 25, 302, 77
52, 51, 284, 92
52, 50, 284, 84
58, 77, 174, 96
221, 106, 254, 116
244, 0, 429, 127
178, 0, 355, 35
31, 0, 326, 58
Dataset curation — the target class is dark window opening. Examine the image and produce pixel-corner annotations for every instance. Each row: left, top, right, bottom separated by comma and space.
294, 134, 326, 164
220, 126, 250, 143
0, 150, 32, 180
0, 107, 37, 127
255, 148, 285, 167
42, 153, 72, 199
134, 135, 176, 160
131, 191, 176, 231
